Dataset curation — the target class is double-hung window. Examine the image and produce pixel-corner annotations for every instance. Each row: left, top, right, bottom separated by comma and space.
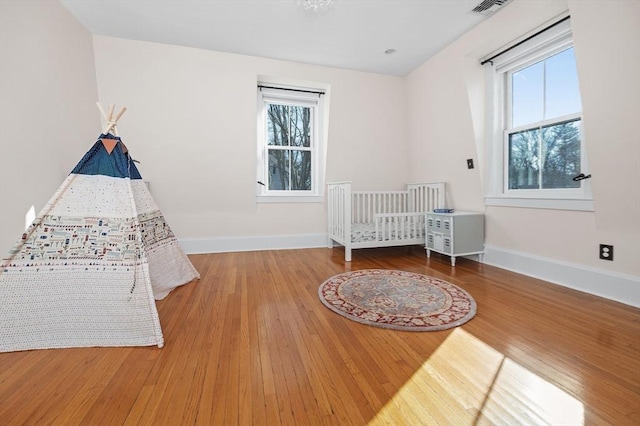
257, 85, 325, 202
484, 16, 593, 210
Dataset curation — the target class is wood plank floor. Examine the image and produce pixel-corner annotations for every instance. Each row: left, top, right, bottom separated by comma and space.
1, 246, 639, 425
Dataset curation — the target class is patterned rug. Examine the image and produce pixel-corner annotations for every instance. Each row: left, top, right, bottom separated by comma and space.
318, 269, 476, 331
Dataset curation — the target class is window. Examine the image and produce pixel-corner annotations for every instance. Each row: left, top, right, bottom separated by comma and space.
484, 17, 593, 210
257, 85, 325, 202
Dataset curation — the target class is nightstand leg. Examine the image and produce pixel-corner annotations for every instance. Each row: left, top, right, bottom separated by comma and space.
426, 249, 431, 258
451, 256, 456, 267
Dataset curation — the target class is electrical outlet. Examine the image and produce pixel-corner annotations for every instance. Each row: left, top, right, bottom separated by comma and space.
466, 159, 474, 169
599, 244, 614, 261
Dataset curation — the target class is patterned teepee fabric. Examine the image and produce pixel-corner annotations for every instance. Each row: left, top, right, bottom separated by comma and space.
0, 134, 199, 352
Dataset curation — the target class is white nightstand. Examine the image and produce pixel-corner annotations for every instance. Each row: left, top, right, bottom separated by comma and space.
425, 211, 484, 266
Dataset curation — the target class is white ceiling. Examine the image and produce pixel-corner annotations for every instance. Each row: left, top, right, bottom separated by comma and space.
60, 0, 493, 76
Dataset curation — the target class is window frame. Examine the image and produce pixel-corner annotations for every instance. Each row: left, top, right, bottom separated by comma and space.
484, 16, 593, 211
257, 85, 325, 203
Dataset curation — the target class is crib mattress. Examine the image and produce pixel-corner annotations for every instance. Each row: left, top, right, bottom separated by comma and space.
351, 222, 425, 243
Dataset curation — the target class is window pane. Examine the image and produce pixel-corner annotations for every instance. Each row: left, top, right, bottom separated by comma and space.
289, 106, 311, 147
541, 119, 581, 188
545, 48, 582, 120
509, 128, 540, 189
291, 150, 311, 190
512, 61, 544, 128
267, 104, 289, 146
268, 150, 289, 190
509, 119, 582, 190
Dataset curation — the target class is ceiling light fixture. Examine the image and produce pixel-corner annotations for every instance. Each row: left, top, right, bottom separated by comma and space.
298, 0, 334, 11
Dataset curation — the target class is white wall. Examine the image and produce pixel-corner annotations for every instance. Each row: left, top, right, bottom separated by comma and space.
92, 36, 409, 248
406, 0, 640, 303
0, 0, 99, 255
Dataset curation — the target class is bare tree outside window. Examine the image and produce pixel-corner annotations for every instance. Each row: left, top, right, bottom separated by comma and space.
266, 104, 312, 191
508, 119, 581, 189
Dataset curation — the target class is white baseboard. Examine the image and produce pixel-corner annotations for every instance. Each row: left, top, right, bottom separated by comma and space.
483, 245, 640, 308
179, 233, 327, 255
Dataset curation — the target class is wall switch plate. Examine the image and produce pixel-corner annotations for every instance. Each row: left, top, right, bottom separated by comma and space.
467, 159, 474, 169
599, 244, 614, 261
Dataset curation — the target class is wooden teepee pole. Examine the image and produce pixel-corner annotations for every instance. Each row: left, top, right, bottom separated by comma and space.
96, 102, 127, 136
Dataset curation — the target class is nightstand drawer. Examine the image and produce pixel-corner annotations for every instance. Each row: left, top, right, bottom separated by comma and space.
426, 215, 451, 234
428, 232, 452, 254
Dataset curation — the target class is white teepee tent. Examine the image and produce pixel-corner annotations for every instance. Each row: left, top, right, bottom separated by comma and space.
0, 105, 199, 352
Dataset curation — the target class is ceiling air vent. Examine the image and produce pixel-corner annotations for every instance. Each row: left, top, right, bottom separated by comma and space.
471, 0, 512, 16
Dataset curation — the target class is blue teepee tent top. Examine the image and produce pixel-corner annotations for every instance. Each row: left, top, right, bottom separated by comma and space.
71, 134, 142, 179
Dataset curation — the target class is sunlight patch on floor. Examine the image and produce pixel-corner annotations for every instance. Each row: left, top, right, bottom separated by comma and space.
369, 329, 584, 425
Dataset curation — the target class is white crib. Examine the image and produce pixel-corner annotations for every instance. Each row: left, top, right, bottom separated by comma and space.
327, 182, 445, 261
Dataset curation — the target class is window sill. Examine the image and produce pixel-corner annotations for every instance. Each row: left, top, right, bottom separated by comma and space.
257, 195, 324, 204
485, 196, 594, 211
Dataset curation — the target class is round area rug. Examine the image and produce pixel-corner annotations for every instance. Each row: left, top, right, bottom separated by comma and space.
318, 269, 476, 331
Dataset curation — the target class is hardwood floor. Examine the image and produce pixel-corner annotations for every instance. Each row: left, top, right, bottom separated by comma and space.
1, 246, 639, 425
